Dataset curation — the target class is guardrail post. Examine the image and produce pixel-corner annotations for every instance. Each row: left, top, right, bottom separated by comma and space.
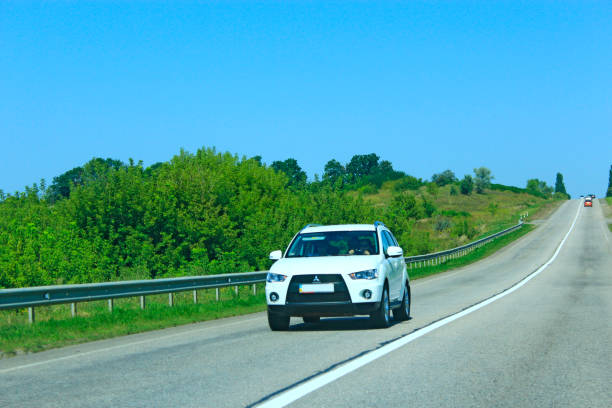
28, 307, 35, 324
216, 288, 220, 301
169, 293, 174, 306
193, 290, 198, 304
252, 284, 256, 295
235, 285, 238, 296
71, 302, 77, 317
108, 299, 113, 313
140, 296, 146, 310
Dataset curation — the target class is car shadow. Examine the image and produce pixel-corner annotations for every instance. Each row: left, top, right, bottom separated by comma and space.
288, 316, 411, 331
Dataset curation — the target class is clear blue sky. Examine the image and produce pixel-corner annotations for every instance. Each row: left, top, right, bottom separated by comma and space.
1, 1, 610, 197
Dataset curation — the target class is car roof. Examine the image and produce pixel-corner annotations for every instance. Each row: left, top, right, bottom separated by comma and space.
301, 224, 378, 233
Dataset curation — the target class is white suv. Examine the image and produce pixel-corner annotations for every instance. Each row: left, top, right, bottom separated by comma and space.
265, 222, 411, 330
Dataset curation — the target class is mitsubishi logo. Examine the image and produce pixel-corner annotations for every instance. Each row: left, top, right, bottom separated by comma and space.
313, 275, 320, 283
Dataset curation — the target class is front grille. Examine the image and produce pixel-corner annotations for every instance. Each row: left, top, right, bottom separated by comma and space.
286, 274, 351, 303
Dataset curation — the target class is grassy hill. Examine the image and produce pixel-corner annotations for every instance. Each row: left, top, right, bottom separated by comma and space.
354, 179, 563, 255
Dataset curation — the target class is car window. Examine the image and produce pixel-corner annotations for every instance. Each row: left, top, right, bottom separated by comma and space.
287, 231, 379, 257
381, 230, 393, 252
387, 231, 399, 246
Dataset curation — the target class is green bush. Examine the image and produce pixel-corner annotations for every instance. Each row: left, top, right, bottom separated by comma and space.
0, 148, 376, 288
393, 176, 423, 192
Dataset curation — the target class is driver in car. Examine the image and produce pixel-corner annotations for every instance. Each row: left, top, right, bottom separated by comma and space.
348, 238, 372, 255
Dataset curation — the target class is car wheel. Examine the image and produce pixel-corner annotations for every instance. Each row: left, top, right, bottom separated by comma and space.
370, 285, 391, 328
393, 284, 411, 321
268, 310, 290, 331
302, 316, 321, 324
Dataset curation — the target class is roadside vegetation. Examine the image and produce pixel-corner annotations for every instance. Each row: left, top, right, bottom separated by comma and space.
604, 197, 612, 232
606, 164, 612, 198
0, 285, 266, 357
408, 224, 535, 280
0, 146, 568, 355
0, 147, 567, 289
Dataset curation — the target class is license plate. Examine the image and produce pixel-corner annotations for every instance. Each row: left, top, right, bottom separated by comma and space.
299, 283, 334, 294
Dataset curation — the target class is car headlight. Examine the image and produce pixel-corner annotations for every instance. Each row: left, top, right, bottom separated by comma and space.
349, 269, 378, 280
267, 272, 288, 283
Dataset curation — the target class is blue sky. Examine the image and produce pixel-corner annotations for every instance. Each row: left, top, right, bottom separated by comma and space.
1, 1, 610, 197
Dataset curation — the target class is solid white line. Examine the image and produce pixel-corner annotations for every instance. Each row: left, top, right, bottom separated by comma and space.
257, 202, 582, 408
0, 316, 261, 374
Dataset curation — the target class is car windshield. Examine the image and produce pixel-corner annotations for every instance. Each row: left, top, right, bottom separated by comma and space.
286, 231, 379, 257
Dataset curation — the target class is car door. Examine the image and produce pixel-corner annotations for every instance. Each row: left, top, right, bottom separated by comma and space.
388, 230, 406, 294
382, 230, 401, 301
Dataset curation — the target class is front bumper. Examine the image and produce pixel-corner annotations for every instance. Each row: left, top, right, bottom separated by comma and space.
268, 301, 380, 317
266, 273, 384, 307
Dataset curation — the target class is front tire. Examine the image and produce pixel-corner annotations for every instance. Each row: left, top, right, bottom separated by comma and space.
393, 284, 411, 321
268, 310, 290, 331
370, 285, 391, 328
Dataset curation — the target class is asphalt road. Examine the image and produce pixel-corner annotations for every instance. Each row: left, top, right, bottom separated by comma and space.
1, 199, 610, 407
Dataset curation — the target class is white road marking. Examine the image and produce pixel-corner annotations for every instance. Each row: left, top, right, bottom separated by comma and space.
257, 202, 582, 408
0, 316, 261, 374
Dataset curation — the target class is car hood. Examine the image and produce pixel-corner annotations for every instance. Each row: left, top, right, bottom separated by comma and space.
270, 256, 380, 276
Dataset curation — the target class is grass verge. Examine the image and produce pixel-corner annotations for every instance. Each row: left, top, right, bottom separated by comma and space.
409, 223, 535, 280
0, 285, 266, 357
1, 224, 536, 357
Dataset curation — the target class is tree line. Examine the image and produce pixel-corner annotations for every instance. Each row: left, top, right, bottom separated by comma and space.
0, 148, 566, 289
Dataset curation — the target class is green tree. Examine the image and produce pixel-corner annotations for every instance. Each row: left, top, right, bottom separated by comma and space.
386, 193, 425, 221
473, 167, 493, 194
526, 178, 553, 197
393, 176, 423, 192
46, 158, 125, 202
432, 170, 457, 186
345, 153, 380, 184
46, 166, 84, 202
554, 172, 568, 198
271, 158, 307, 188
607, 165, 612, 197
323, 159, 346, 186
460, 175, 474, 195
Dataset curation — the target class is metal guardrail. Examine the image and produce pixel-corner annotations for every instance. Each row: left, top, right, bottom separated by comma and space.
0, 272, 268, 323
403, 221, 523, 267
0, 222, 523, 323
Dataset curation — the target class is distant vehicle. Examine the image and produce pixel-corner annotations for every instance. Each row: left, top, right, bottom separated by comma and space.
265, 222, 411, 330
584, 200, 592, 207
590, 194, 596, 199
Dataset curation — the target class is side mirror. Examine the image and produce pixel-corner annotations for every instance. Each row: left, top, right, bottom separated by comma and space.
386, 246, 403, 258
269, 250, 282, 260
